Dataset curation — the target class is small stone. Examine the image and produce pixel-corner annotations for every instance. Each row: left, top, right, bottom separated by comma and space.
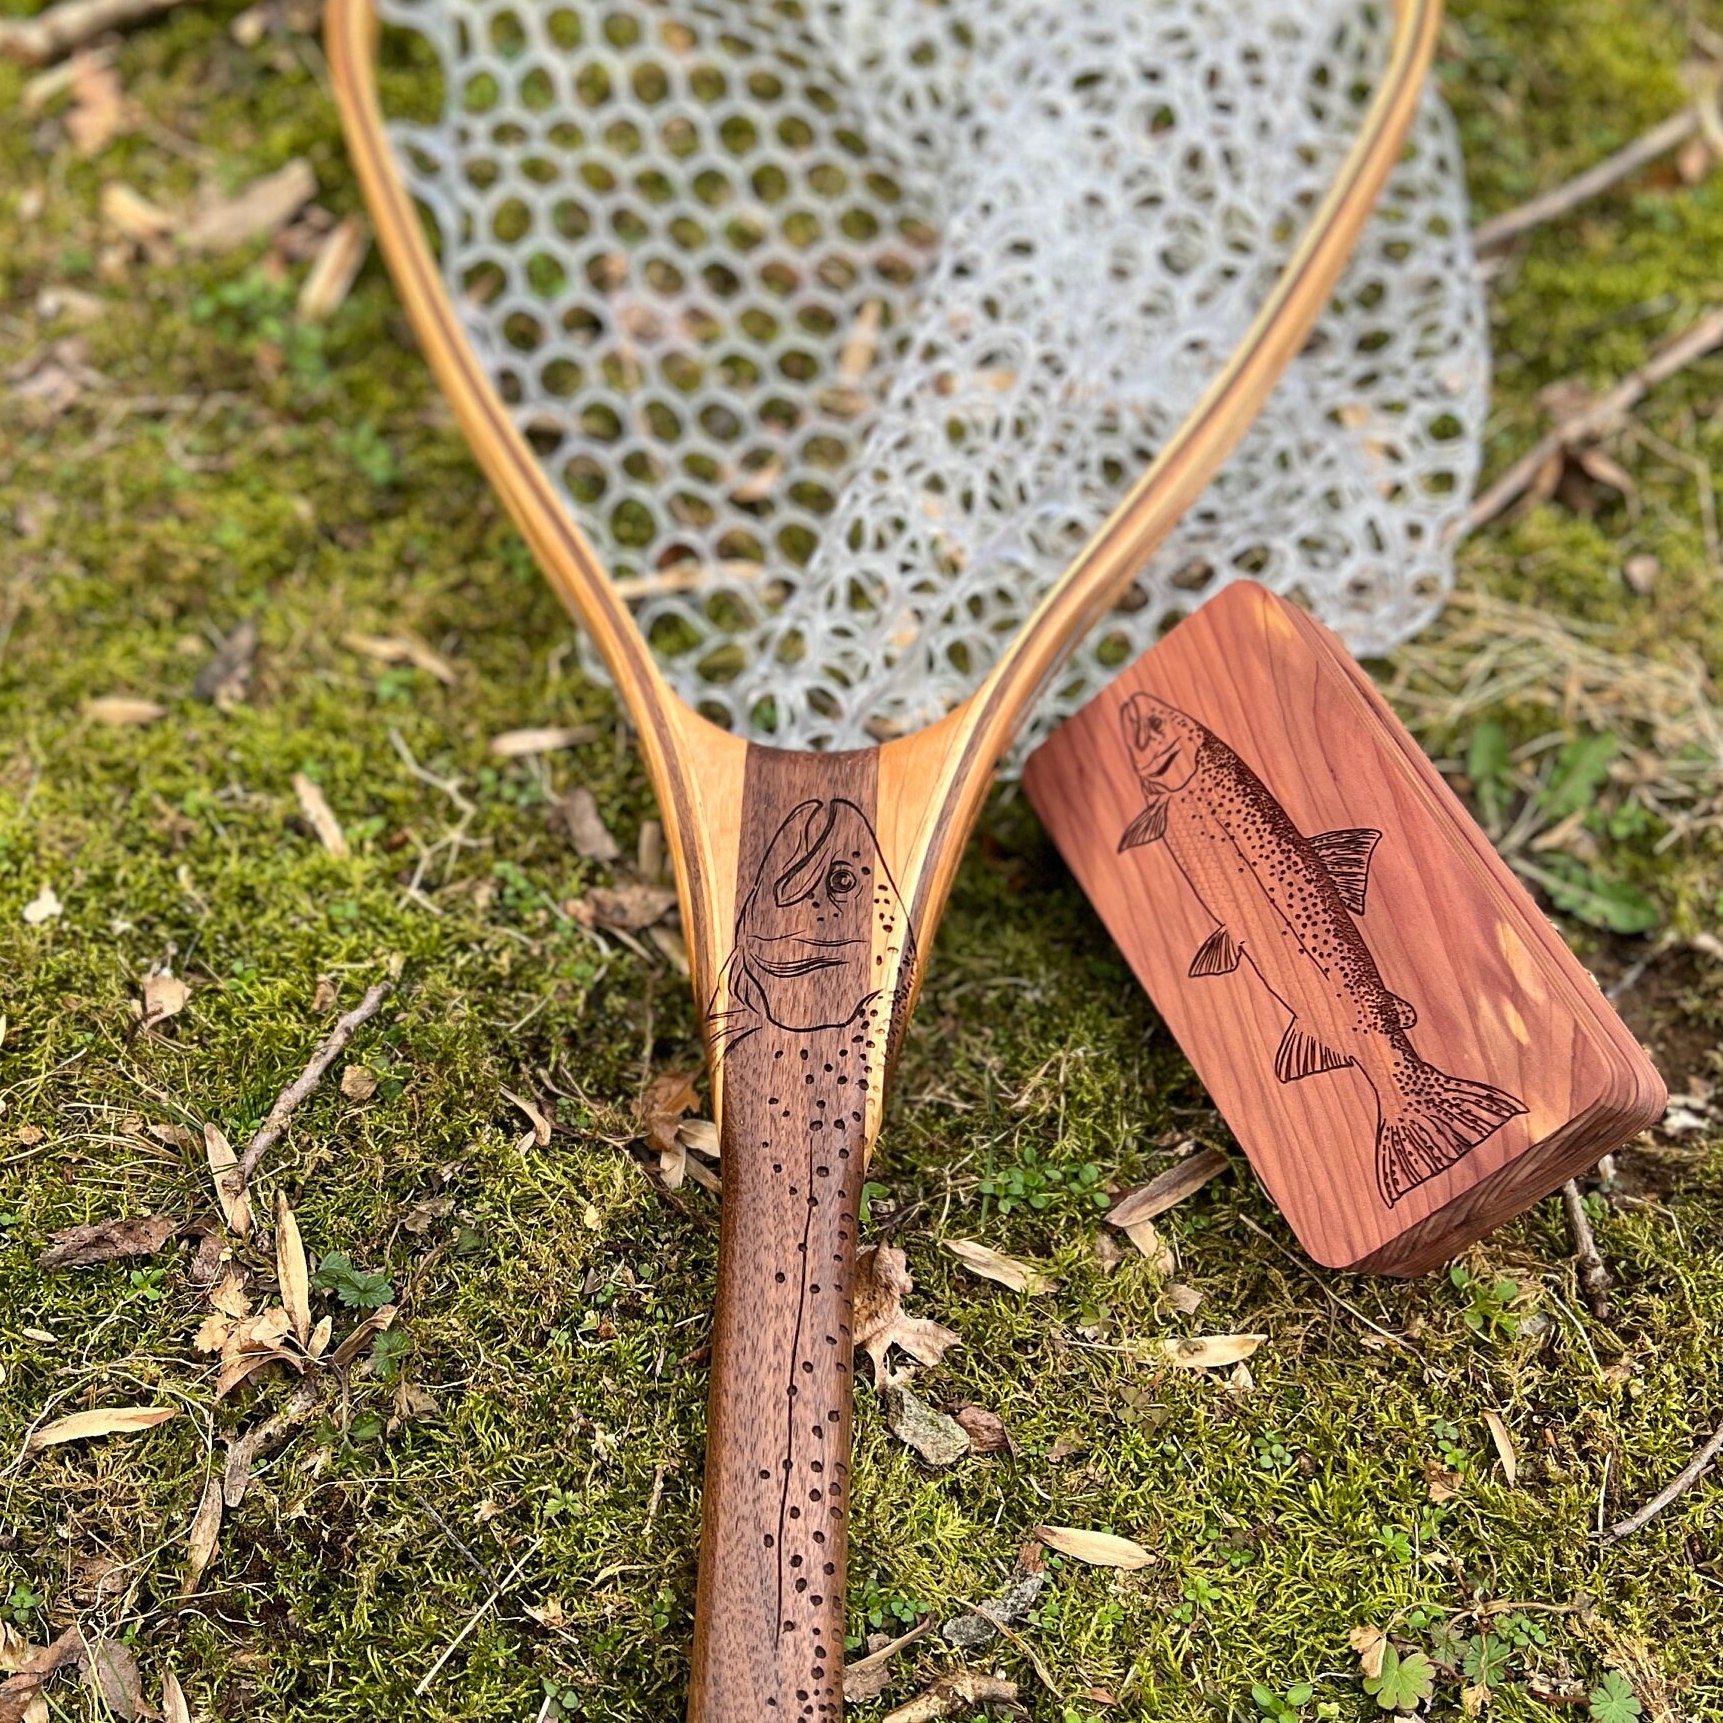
882, 1382, 970, 1467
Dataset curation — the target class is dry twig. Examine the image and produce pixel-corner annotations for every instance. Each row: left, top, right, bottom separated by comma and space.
1469, 304, 1723, 528
843, 1617, 937, 1703
0, 0, 184, 64
1605, 1419, 1723, 1540
228, 979, 393, 1196
1560, 1179, 1611, 1317
1473, 104, 1706, 253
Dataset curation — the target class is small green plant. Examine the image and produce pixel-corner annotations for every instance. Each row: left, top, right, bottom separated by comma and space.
1589, 1671, 1642, 1723
1449, 1262, 1522, 1340
541, 1676, 584, 1718
1517, 854, 1659, 935
1428, 1417, 1470, 1474
313, 1251, 395, 1309
542, 1485, 582, 1521
1462, 1632, 1512, 1689
858, 1181, 891, 1227
1252, 1681, 1313, 1721
1465, 721, 1513, 828
848, 1574, 923, 1649
1362, 1645, 1435, 1713
4, 1581, 41, 1625
370, 1327, 411, 1379
334, 419, 399, 488
126, 1266, 166, 1304
1372, 1523, 1412, 1564
1254, 1432, 1296, 1471
979, 1143, 1110, 1215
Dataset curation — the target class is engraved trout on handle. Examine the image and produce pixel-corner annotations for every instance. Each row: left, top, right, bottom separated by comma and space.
703, 797, 915, 1713
1117, 693, 1526, 1208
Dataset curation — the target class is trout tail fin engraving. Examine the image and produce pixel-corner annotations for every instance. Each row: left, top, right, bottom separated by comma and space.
1376, 1062, 1528, 1207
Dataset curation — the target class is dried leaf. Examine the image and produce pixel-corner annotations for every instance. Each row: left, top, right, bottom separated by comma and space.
1159, 1333, 1267, 1370
297, 214, 368, 320
39, 1214, 175, 1269
1107, 1147, 1229, 1227
1425, 1458, 1463, 1502
101, 181, 172, 245
214, 1345, 295, 1399
573, 882, 677, 931
1122, 1216, 1174, 1275
853, 1244, 962, 1385
86, 695, 166, 726
342, 631, 457, 687
193, 1313, 231, 1355
504, 1086, 553, 1149
638, 1070, 698, 1188
941, 1237, 1056, 1294
339, 1065, 377, 1100
275, 1190, 311, 1345
678, 1117, 719, 1158
84, 1637, 142, 1720
311, 975, 338, 1013
548, 785, 620, 861
488, 724, 598, 757
140, 970, 188, 1026
20, 886, 61, 926
1033, 1525, 1154, 1570
883, 1673, 1021, 1723
402, 1193, 453, 1234
952, 1405, 1010, 1455
184, 158, 316, 253
161, 1670, 190, 1723
193, 617, 259, 704
29, 1405, 178, 1449
1623, 553, 1660, 596
883, 1382, 970, 1466
1483, 1409, 1517, 1485
1349, 1623, 1387, 1680
209, 1269, 250, 1319
204, 1123, 253, 1237
330, 1302, 396, 1369
292, 773, 347, 857
308, 1314, 332, 1359
66, 52, 130, 155
182, 1475, 223, 1596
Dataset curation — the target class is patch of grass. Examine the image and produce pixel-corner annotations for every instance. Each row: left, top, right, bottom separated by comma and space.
2, 0, 1722, 1719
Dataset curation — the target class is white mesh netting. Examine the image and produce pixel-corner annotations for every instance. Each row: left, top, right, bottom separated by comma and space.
380, 0, 1489, 761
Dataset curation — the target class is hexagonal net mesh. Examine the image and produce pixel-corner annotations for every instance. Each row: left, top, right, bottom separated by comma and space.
378, 0, 1488, 761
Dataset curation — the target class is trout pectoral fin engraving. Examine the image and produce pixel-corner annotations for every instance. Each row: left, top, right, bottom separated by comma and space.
1116, 691, 1528, 1210
1118, 798, 1168, 850
1190, 926, 1243, 978
1276, 1019, 1353, 1083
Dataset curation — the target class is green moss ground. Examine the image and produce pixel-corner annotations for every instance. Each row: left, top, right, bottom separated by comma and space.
1, 1, 1721, 1718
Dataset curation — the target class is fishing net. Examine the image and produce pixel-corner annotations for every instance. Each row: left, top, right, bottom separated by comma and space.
379, 0, 1488, 758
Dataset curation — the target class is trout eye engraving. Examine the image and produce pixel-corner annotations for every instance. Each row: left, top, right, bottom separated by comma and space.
824, 861, 859, 898
1116, 692, 1527, 1209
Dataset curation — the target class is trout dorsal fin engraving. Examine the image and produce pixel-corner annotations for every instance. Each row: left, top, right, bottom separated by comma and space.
1307, 826, 1382, 916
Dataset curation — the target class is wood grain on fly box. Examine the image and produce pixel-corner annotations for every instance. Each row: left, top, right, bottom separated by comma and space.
1023, 582, 1665, 1275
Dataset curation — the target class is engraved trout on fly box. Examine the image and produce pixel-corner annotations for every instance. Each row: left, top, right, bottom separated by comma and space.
1116, 693, 1527, 1209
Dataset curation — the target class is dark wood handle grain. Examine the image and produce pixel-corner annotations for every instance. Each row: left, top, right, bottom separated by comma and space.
688, 748, 909, 1720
